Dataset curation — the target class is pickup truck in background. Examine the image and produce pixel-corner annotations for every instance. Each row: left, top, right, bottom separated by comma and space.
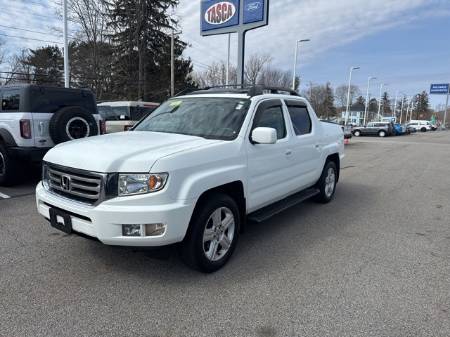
36, 86, 345, 272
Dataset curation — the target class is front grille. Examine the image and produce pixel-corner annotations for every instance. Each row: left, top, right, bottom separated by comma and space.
47, 164, 104, 205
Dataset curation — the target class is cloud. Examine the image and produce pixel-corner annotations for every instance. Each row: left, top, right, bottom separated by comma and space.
177, 0, 450, 71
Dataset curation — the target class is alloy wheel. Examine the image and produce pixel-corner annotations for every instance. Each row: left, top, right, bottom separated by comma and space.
202, 207, 235, 262
325, 167, 336, 198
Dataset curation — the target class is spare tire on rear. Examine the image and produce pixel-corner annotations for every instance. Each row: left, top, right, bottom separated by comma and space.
49, 106, 98, 144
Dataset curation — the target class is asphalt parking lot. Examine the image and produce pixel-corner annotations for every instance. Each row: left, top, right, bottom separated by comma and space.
1, 131, 449, 337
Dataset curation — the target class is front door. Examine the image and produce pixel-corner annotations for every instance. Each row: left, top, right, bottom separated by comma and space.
246, 99, 293, 212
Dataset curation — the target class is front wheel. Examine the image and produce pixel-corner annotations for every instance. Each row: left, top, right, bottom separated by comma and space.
315, 161, 337, 204
179, 193, 240, 273
354, 130, 361, 137
421, 127, 427, 132
378, 130, 386, 137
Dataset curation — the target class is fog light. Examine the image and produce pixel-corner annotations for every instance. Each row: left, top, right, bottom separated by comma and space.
122, 224, 142, 237
145, 223, 166, 237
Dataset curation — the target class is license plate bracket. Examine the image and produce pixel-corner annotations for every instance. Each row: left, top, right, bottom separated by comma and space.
49, 208, 72, 234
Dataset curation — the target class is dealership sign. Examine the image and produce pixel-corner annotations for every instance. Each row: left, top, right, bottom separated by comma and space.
430, 83, 449, 95
201, 0, 268, 35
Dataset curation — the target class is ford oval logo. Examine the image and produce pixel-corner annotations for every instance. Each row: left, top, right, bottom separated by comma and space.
246, 1, 262, 11
205, 2, 236, 25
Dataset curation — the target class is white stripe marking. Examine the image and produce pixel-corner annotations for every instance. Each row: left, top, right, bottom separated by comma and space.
0, 191, 11, 199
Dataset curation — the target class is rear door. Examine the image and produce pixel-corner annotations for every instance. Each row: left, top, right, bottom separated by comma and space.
284, 100, 322, 190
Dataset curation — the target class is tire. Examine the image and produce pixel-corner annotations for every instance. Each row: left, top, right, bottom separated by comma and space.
421, 127, 427, 133
179, 193, 240, 273
0, 143, 22, 186
354, 130, 361, 137
378, 130, 386, 137
314, 161, 337, 204
49, 106, 98, 144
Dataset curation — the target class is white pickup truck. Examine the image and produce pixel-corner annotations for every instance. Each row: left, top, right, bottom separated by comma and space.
36, 87, 344, 272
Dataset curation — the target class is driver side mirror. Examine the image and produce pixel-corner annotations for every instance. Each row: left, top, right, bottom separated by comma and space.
251, 127, 277, 144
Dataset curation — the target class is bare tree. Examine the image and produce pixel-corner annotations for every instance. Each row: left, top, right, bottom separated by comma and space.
3, 50, 33, 85
192, 61, 237, 87
244, 53, 271, 86
258, 67, 293, 88
335, 84, 360, 109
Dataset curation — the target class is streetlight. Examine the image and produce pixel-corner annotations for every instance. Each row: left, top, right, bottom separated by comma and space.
392, 91, 399, 120
377, 83, 388, 121
63, 0, 69, 88
399, 92, 406, 124
292, 39, 310, 91
364, 76, 376, 125
344, 66, 360, 125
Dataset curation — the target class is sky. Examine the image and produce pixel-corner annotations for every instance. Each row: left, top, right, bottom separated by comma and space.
1, 0, 450, 108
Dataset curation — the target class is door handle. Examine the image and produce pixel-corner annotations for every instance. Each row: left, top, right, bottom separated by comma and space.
285, 150, 292, 156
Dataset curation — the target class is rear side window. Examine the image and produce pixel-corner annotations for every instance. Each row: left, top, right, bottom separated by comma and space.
28, 87, 97, 114
286, 104, 312, 135
1, 90, 20, 111
253, 103, 286, 139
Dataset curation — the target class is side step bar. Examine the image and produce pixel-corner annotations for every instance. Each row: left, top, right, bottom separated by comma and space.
248, 188, 320, 223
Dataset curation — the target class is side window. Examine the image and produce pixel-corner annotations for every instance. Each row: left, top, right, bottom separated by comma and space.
286, 105, 312, 135
253, 103, 286, 139
2, 90, 20, 111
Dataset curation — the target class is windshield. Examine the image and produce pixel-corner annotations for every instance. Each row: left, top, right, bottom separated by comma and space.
134, 97, 251, 140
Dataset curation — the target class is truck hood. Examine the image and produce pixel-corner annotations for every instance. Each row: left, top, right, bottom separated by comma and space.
44, 131, 221, 173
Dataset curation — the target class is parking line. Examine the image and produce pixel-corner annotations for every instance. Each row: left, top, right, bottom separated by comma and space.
0, 191, 11, 199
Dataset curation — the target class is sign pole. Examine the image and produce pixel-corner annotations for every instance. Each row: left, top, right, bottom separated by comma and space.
237, 31, 246, 86
201, 0, 269, 88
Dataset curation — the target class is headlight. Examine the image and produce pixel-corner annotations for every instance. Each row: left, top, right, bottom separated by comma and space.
42, 163, 50, 189
118, 173, 168, 196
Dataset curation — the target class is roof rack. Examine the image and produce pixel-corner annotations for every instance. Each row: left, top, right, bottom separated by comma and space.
183, 85, 301, 98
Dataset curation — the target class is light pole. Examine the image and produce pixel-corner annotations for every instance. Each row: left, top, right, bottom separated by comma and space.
399, 93, 406, 124
364, 76, 376, 125
292, 39, 310, 91
63, 0, 69, 88
392, 91, 399, 120
345, 66, 360, 125
377, 83, 387, 121
226, 33, 231, 85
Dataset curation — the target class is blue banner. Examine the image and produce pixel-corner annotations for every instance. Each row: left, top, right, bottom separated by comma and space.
201, 0, 240, 32
243, 0, 265, 24
430, 83, 449, 95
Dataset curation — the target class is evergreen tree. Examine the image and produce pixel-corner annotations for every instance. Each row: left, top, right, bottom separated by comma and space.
356, 95, 365, 106
22, 46, 63, 86
413, 91, 430, 119
323, 82, 336, 119
382, 92, 391, 116
107, 0, 194, 101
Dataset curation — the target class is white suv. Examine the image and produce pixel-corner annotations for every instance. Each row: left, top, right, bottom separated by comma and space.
407, 120, 432, 132
36, 87, 344, 272
0, 85, 104, 186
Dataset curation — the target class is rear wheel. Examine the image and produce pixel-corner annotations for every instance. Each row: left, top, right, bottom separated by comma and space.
0, 143, 21, 186
378, 130, 386, 137
354, 130, 361, 137
421, 127, 427, 132
314, 161, 337, 204
179, 193, 240, 273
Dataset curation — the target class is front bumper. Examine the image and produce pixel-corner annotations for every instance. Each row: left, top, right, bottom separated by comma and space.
36, 183, 195, 247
